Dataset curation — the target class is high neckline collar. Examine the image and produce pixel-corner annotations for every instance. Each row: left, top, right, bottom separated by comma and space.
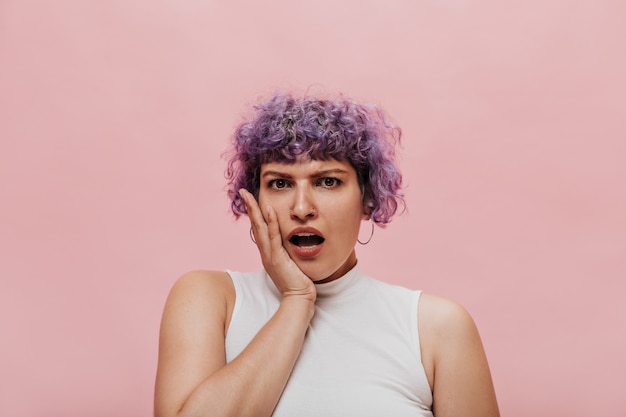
314, 262, 363, 299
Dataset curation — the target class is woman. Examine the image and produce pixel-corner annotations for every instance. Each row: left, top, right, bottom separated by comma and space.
154, 93, 500, 417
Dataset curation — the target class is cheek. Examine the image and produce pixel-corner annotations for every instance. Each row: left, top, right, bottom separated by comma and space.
336, 202, 366, 231
258, 193, 278, 212
329, 195, 365, 221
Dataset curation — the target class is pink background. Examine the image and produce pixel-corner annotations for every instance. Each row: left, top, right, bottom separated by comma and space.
1, 1, 625, 416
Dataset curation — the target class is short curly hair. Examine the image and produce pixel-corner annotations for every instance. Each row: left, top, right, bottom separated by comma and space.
225, 92, 404, 225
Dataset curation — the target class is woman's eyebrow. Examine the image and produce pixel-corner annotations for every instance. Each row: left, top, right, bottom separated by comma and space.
312, 169, 349, 177
261, 168, 348, 178
261, 170, 293, 179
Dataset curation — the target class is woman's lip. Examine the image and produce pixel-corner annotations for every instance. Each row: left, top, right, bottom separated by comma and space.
287, 226, 324, 241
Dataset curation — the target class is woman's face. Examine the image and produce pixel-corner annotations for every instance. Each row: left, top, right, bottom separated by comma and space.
258, 158, 368, 282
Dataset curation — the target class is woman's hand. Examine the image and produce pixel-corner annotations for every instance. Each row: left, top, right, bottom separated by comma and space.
239, 189, 316, 303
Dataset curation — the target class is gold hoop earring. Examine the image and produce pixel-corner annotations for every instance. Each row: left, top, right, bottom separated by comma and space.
357, 221, 374, 245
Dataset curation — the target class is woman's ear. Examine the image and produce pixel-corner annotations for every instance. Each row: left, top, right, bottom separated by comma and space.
361, 200, 373, 220
359, 184, 373, 220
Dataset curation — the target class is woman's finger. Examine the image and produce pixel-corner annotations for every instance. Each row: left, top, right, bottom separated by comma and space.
266, 206, 283, 250
239, 190, 266, 245
265, 205, 285, 255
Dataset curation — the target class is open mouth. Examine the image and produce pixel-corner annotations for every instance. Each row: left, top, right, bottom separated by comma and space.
289, 233, 325, 247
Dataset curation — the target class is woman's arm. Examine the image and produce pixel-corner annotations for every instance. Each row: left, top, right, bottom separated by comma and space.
154, 271, 314, 417
418, 294, 500, 417
155, 190, 316, 417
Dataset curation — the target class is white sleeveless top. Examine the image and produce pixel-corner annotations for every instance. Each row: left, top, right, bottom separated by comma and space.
225, 264, 434, 417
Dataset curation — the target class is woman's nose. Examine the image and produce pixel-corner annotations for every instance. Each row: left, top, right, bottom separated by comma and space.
290, 188, 317, 220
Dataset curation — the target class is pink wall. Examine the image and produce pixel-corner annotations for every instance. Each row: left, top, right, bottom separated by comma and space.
1, 1, 625, 416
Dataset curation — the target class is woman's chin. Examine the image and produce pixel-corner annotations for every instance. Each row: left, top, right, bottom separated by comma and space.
291, 249, 357, 284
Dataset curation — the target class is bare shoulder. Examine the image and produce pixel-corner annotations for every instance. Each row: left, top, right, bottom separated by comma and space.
168, 269, 234, 296
165, 270, 234, 308
418, 293, 478, 341
418, 293, 500, 417
160, 269, 237, 336
159, 269, 236, 344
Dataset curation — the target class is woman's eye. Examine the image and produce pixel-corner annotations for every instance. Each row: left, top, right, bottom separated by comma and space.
269, 179, 288, 189
319, 177, 340, 187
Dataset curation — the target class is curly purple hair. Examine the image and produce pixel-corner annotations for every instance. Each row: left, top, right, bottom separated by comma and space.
225, 92, 404, 225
